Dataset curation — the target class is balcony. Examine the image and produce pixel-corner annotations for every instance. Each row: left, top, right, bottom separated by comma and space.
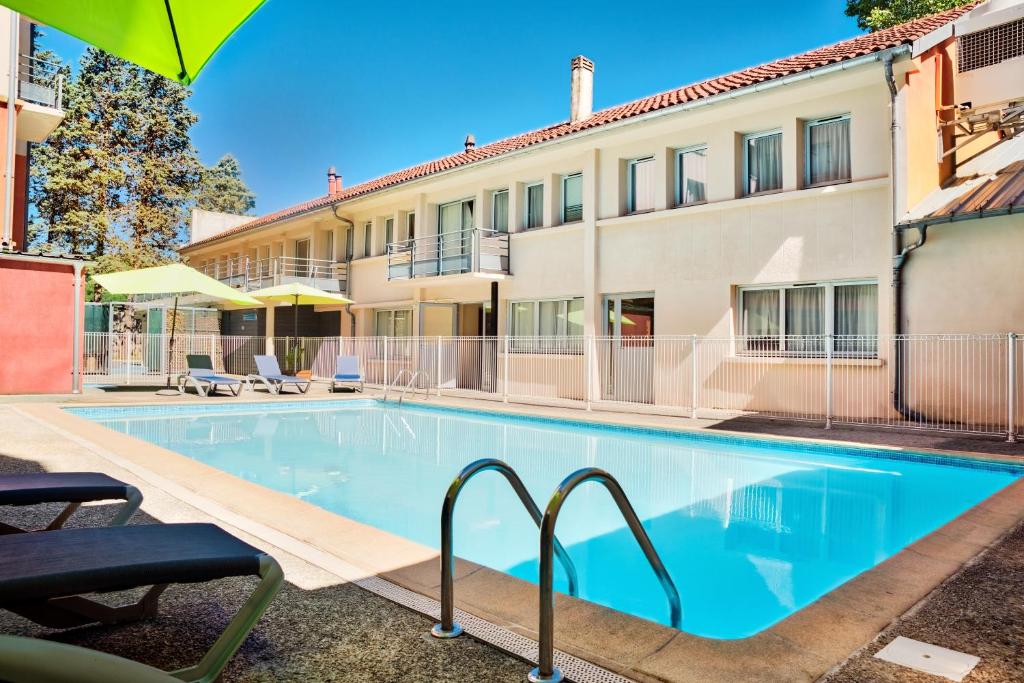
200, 256, 349, 295
386, 228, 509, 281
15, 54, 65, 142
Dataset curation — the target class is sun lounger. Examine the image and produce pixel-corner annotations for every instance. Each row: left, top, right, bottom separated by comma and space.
0, 634, 175, 682
0, 522, 283, 683
247, 355, 311, 395
0, 472, 141, 534
179, 354, 243, 397
331, 355, 364, 392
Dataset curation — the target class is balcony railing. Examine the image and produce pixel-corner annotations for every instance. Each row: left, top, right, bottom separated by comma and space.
386, 228, 509, 281
18, 54, 63, 109
198, 256, 349, 294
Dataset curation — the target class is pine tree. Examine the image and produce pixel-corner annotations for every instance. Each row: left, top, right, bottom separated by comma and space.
28, 46, 202, 272
196, 154, 256, 215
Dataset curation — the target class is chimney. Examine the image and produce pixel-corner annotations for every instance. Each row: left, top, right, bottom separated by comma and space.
464, 134, 476, 151
327, 166, 342, 195
570, 55, 594, 123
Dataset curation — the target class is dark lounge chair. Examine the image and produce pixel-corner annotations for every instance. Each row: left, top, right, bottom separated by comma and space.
0, 472, 142, 534
0, 523, 283, 683
179, 355, 243, 397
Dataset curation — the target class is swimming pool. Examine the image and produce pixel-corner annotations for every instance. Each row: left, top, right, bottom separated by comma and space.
69, 399, 1022, 639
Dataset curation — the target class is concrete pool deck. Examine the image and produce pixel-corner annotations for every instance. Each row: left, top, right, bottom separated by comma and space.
3, 386, 1024, 681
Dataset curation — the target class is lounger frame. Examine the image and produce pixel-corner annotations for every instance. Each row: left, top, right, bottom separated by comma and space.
0, 485, 142, 535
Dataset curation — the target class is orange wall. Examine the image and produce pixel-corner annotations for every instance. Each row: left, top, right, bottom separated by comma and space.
0, 259, 82, 393
903, 41, 957, 212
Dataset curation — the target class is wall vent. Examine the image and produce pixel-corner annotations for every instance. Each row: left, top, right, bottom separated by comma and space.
957, 17, 1024, 73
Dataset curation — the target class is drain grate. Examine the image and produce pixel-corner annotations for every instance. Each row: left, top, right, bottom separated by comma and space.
874, 636, 980, 682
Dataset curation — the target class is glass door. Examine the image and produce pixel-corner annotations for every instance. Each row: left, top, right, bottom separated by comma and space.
294, 238, 310, 277
438, 199, 473, 274
604, 294, 655, 403
419, 303, 458, 389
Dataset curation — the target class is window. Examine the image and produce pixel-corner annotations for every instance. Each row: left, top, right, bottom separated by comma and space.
743, 130, 782, 195
738, 281, 877, 356
385, 217, 394, 246
508, 297, 584, 352
627, 157, 655, 213
525, 183, 544, 229
805, 115, 850, 186
492, 189, 508, 232
676, 146, 707, 205
407, 212, 416, 240
344, 227, 353, 261
374, 309, 412, 337
561, 173, 583, 223
362, 222, 372, 258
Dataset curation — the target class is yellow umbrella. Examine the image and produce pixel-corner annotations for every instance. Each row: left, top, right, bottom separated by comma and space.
249, 283, 353, 369
92, 263, 261, 392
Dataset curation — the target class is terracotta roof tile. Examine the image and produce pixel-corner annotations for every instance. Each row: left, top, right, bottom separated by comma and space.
184, 3, 978, 251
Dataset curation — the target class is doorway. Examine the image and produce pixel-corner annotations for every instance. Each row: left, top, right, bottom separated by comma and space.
603, 294, 655, 403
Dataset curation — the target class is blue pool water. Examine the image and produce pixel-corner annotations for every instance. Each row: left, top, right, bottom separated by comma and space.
69, 400, 1021, 639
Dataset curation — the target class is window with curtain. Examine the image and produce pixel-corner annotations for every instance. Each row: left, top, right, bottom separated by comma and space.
362, 222, 372, 258
806, 116, 851, 186
407, 213, 416, 240
744, 131, 782, 195
492, 190, 508, 232
562, 173, 583, 223
384, 218, 394, 247
526, 183, 544, 229
374, 309, 412, 336
628, 157, 655, 213
739, 281, 877, 356
508, 298, 584, 352
677, 146, 707, 205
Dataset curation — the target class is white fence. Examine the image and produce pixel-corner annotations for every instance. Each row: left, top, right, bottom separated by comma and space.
82, 332, 1023, 440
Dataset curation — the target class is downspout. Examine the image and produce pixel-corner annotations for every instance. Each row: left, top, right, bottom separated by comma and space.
2, 13, 18, 250
332, 205, 357, 337
885, 51, 928, 421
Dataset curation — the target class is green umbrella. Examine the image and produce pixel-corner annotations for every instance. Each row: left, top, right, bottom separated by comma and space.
0, 0, 267, 84
92, 263, 261, 392
249, 283, 353, 373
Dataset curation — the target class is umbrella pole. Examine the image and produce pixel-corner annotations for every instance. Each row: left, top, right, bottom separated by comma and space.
164, 295, 179, 389
293, 295, 299, 372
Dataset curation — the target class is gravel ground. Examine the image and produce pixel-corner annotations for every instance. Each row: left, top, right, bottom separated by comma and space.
0, 452, 528, 682
823, 521, 1024, 683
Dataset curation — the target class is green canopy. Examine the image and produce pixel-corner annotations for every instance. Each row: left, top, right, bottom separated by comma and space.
91, 263, 260, 306
249, 282, 354, 307
0, 0, 266, 84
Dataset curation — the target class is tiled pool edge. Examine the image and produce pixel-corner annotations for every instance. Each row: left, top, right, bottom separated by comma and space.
27, 400, 1024, 682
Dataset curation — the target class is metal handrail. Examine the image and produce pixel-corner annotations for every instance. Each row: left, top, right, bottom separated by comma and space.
384, 369, 429, 404
431, 458, 579, 639
530, 467, 682, 683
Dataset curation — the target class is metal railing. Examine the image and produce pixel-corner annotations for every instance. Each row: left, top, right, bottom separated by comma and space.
385, 369, 430, 405
196, 255, 349, 293
530, 467, 681, 683
431, 459, 579, 640
81, 332, 1024, 441
18, 53, 63, 108
386, 228, 509, 280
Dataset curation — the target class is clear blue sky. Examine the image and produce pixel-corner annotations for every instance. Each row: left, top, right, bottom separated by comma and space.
39, 0, 862, 217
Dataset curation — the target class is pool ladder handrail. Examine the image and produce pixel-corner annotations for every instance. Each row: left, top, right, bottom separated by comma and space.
530, 467, 682, 683
384, 369, 430, 405
431, 458, 579, 640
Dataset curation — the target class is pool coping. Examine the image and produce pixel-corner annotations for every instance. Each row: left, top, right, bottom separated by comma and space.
19, 396, 1024, 683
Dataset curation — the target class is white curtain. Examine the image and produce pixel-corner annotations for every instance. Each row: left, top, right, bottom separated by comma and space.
680, 148, 707, 204
835, 284, 877, 355
741, 289, 780, 351
785, 287, 825, 354
631, 158, 655, 212
492, 191, 508, 232
527, 184, 544, 228
747, 133, 782, 194
808, 118, 850, 185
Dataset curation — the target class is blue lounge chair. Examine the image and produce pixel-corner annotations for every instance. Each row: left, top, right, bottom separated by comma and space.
179, 354, 243, 397
331, 355, 364, 392
247, 355, 311, 395
0, 472, 141, 534
0, 523, 283, 683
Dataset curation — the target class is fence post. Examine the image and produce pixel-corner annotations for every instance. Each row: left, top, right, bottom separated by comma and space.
690, 334, 699, 420
825, 334, 834, 430
1009, 332, 1017, 443
585, 336, 593, 411
436, 336, 443, 396
503, 335, 510, 403
383, 336, 389, 388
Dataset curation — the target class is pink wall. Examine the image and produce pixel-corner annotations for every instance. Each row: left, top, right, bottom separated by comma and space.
0, 259, 82, 394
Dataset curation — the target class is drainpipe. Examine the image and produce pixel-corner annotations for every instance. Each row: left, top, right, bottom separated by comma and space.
2, 13, 18, 250
885, 51, 927, 421
332, 205, 357, 337
72, 262, 82, 393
